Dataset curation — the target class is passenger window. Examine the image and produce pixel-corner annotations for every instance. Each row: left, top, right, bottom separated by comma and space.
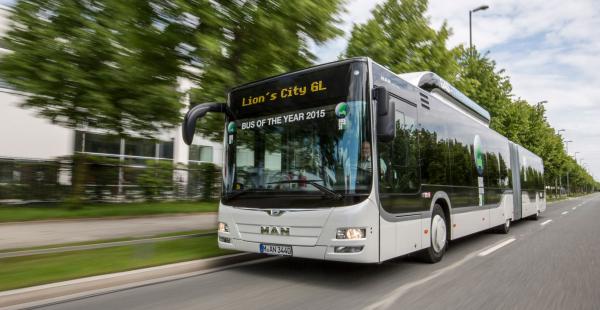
378, 100, 419, 194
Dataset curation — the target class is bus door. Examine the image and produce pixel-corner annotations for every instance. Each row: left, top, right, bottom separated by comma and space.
377, 90, 422, 259
509, 143, 522, 220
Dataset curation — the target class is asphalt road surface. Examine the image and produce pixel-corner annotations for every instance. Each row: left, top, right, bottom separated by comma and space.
35, 194, 600, 310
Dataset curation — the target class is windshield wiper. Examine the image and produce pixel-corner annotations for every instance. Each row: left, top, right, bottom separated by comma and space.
267, 180, 343, 200
223, 188, 272, 200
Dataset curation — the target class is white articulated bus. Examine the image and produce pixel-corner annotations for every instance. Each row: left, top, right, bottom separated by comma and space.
182, 58, 546, 263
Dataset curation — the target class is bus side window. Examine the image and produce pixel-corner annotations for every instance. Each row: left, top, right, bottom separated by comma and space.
378, 100, 419, 194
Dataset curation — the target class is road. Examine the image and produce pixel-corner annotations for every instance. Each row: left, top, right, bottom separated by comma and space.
34, 194, 600, 310
0, 213, 216, 250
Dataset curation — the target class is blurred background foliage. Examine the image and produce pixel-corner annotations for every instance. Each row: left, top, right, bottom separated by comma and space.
0, 155, 221, 203
0, 0, 596, 204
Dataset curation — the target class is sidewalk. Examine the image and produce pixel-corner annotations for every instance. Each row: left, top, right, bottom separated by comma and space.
0, 213, 217, 250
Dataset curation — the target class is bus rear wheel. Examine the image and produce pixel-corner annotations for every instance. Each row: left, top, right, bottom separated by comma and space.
496, 219, 510, 234
420, 204, 448, 263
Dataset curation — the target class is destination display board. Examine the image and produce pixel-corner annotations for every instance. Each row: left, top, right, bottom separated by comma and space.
228, 63, 356, 119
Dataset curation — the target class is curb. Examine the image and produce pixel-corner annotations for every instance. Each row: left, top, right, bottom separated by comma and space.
0, 253, 264, 309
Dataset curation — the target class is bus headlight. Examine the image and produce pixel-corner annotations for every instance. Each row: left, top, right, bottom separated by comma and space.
218, 222, 229, 233
336, 228, 366, 240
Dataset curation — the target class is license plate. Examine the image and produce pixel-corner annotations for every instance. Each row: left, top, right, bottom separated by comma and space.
259, 244, 293, 256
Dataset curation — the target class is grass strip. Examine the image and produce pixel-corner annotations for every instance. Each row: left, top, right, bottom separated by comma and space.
0, 229, 215, 254
0, 235, 234, 291
0, 201, 218, 223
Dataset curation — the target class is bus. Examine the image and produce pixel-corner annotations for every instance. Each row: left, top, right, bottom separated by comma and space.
182, 57, 546, 263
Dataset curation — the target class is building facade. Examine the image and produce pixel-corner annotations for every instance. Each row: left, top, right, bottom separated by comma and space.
0, 5, 222, 198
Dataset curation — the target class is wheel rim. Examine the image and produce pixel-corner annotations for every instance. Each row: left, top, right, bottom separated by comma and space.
431, 214, 447, 253
505, 220, 510, 230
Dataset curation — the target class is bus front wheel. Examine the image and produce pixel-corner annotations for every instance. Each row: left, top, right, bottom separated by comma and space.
420, 204, 448, 263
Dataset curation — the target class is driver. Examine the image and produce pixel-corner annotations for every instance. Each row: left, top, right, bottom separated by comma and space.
360, 141, 372, 172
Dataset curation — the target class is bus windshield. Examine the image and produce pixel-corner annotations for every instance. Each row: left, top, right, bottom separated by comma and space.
223, 61, 371, 208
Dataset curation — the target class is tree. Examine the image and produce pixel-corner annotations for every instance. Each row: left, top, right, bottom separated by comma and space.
457, 48, 597, 192
342, 0, 597, 191
344, 0, 459, 81
0, 0, 221, 137
454, 47, 513, 128
192, 0, 346, 141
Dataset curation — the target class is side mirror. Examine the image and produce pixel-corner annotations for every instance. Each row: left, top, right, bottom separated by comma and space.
374, 87, 395, 143
182, 102, 232, 145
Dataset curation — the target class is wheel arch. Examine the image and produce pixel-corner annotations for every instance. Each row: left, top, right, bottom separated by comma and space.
429, 191, 452, 240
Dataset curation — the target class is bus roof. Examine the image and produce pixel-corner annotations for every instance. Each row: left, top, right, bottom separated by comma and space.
399, 71, 491, 125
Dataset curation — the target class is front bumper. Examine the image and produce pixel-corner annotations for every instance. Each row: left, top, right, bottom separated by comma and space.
218, 237, 377, 263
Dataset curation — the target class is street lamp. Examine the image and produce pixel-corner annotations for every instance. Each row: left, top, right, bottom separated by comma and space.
562, 136, 572, 196
469, 5, 489, 53
574, 151, 580, 161
564, 140, 573, 154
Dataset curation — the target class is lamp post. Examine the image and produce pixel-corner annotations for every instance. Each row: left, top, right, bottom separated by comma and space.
573, 152, 581, 194
556, 127, 564, 197
565, 140, 572, 154
469, 5, 489, 54
583, 163, 589, 193
563, 139, 573, 196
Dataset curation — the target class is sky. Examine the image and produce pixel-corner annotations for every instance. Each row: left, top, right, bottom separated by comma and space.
313, 0, 600, 180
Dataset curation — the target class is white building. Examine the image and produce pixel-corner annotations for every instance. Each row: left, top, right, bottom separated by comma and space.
0, 5, 222, 191
0, 5, 221, 165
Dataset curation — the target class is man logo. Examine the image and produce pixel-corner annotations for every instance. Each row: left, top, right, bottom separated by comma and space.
260, 226, 290, 236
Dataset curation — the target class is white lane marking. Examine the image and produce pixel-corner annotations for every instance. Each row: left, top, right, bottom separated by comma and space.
562, 211, 569, 215
573, 207, 577, 210
363, 251, 479, 310
541, 219, 552, 226
478, 238, 516, 257
364, 237, 519, 310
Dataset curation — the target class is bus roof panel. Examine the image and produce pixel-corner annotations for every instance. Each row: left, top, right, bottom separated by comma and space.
399, 71, 491, 124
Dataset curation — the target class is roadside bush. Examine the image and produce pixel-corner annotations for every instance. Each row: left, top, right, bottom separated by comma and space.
137, 160, 174, 201
0, 158, 66, 201
188, 162, 221, 200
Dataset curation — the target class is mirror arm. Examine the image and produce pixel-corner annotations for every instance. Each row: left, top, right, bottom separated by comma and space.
182, 102, 233, 145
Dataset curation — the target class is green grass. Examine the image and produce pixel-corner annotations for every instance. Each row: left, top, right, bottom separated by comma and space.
0, 201, 218, 223
0, 235, 235, 291
0, 229, 215, 253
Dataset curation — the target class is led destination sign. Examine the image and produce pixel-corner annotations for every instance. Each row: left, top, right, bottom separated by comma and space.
229, 63, 355, 119
240, 80, 327, 107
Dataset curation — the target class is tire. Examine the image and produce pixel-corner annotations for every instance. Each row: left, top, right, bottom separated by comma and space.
496, 219, 511, 234
529, 211, 539, 221
420, 204, 448, 263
